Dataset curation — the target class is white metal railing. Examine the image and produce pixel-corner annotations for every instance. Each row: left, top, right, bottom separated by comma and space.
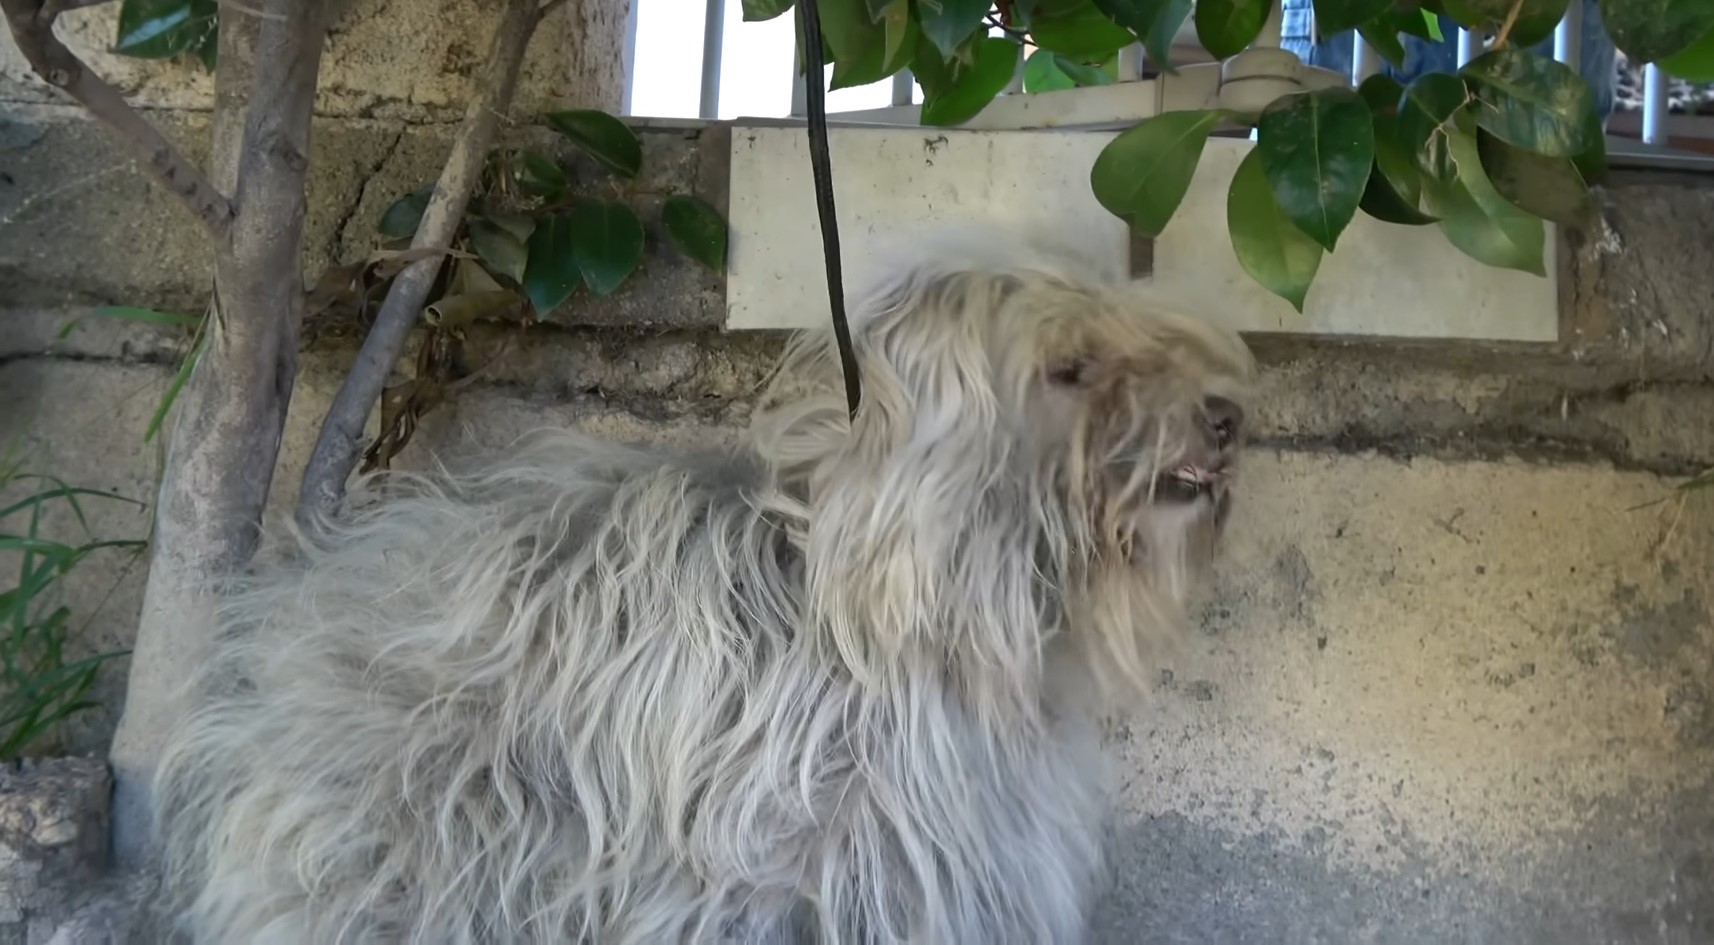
664, 0, 1688, 157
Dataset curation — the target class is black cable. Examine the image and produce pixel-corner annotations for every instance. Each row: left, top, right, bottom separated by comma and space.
796, 0, 862, 422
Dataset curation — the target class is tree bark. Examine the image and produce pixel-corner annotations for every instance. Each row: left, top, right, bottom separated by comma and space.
294, 0, 544, 527
107, 0, 332, 869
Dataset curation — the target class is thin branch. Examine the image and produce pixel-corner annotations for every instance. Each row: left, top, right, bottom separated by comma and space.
1491, 0, 1526, 50
295, 0, 543, 526
0, 0, 235, 237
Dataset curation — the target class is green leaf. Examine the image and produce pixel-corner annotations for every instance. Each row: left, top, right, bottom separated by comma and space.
920, 0, 990, 57
1508, 0, 1571, 47
1031, 2, 1137, 59
1228, 148, 1325, 312
1404, 8, 1445, 40
1477, 130, 1596, 228
469, 220, 529, 283
379, 183, 434, 240
545, 110, 643, 179
1257, 87, 1376, 250
662, 195, 729, 272
146, 327, 204, 443
1023, 48, 1118, 91
1678, 467, 1714, 492
56, 306, 200, 340
1194, 0, 1272, 60
1362, 114, 1439, 225
483, 209, 537, 244
1660, 21, 1714, 80
1313, 0, 1393, 36
523, 214, 579, 314
1358, 21, 1408, 68
1425, 128, 1545, 275
1357, 73, 1405, 115
514, 152, 568, 200
113, 0, 216, 59
830, 0, 918, 89
1599, 0, 1714, 63
1461, 49, 1594, 158
1572, 107, 1608, 184
1091, 108, 1230, 236
920, 38, 1021, 126
1096, 0, 1191, 71
1398, 72, 1471, 181
568, 201, 646, 297
743, 0, 794, 21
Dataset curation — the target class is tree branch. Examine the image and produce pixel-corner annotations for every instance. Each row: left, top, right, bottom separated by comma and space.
295, 0, 544, 526
108, 0, 332, 869
0, 0, 235, 237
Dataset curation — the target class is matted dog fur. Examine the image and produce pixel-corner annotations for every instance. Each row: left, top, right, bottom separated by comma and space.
151, 233, 1255, 944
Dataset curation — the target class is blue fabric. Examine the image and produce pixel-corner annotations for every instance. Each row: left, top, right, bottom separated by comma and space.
1278, 0, 1616, 119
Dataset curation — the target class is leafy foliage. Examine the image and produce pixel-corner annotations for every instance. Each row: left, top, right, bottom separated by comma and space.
113, 0, 218, 69
760, 0, 1701, 310
0, 457, 142, 760
351, 108, 732, 471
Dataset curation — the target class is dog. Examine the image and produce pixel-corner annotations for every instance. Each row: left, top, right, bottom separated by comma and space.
151, 234, 1255, 944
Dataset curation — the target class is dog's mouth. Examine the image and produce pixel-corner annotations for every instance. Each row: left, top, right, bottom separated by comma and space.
1152, 463, 1223, 504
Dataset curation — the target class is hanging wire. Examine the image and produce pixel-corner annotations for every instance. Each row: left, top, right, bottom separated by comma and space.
794, 0, 862, 421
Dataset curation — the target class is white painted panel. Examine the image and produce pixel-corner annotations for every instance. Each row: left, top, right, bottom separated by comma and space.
1142, 138, 1558, 341
725, 126, 1559, 342
725, 125, 1128, 331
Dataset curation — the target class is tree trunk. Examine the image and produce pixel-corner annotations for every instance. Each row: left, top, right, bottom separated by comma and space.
107, 0, 331, 869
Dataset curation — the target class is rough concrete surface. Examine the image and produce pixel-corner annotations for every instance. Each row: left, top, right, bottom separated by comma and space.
0, 758, 111, 944
0, 0, 629, 121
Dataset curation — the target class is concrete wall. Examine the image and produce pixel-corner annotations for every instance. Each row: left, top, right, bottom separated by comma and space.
4, 20, 1714, 941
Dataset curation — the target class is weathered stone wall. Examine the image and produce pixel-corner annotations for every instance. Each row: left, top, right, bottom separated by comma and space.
3, 19, 1714, 940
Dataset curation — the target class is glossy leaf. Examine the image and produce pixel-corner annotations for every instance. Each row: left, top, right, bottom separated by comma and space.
1194, 0, 1272, 60
831, 0, 917, 89
1426, 128, 1545, 275
545, 110, 643, 179
1228, 148, 1324, 312
1403, 7, 1445, 40
1461, 49, 1594, 158
569, 201, 646, 297
1257, 87, 1375, 250
1359, 21, 1408, 68
1572, 107, 1609, 183
920, 38, 1021, 126
1508, 0, 1571, 47
523, 214, 579, 314
1599, 0, 1714, 63
1097, 0, 1192, 71
514, 152, 568, 200
484, 209, 537, 244
1660, 21, 1714, 80
1477, 131, 1596, 228
743, 0, 794, 21
378, 184, 434, 240
1090, 109, 1230, 236
920, 0, 990, 57
113, 0, 216, 59
1398, 72, 1471, 181
662, 195, 729, 271
1313, 0, 1392, 36
469, 220, 529, 283
1031, 2, 1137, 59
1023, 49, 1118, 91
1361, 114, 1438, 224
1357, 73, 1404, 115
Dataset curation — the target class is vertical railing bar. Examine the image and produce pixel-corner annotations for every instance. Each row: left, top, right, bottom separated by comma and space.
790, 66, 808, 117
1456, 28, 1479, 67
1553, 0, 1582, 68
698, 0, 726, 120
1351, 33, 1380, 84
1643, 63, 1668, 145
1005, 43, 1024, 94
1118, 42, 1145, 81
618, 0, 642, 115
891, 70, 914, 106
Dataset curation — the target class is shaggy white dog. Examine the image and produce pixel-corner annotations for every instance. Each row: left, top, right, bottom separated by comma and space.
151, 235, 1255, 944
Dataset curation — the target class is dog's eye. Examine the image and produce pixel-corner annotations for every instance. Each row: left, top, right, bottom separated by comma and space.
1047, 357, 1092, 387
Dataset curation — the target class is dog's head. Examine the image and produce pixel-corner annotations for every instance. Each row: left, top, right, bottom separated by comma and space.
758, 233, 1253, 714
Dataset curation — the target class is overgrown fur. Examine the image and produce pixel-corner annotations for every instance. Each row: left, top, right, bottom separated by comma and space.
151, 233, 1255, 944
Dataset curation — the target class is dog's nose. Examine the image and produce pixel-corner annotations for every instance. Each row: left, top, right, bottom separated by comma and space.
1202, 396, 1243, 449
